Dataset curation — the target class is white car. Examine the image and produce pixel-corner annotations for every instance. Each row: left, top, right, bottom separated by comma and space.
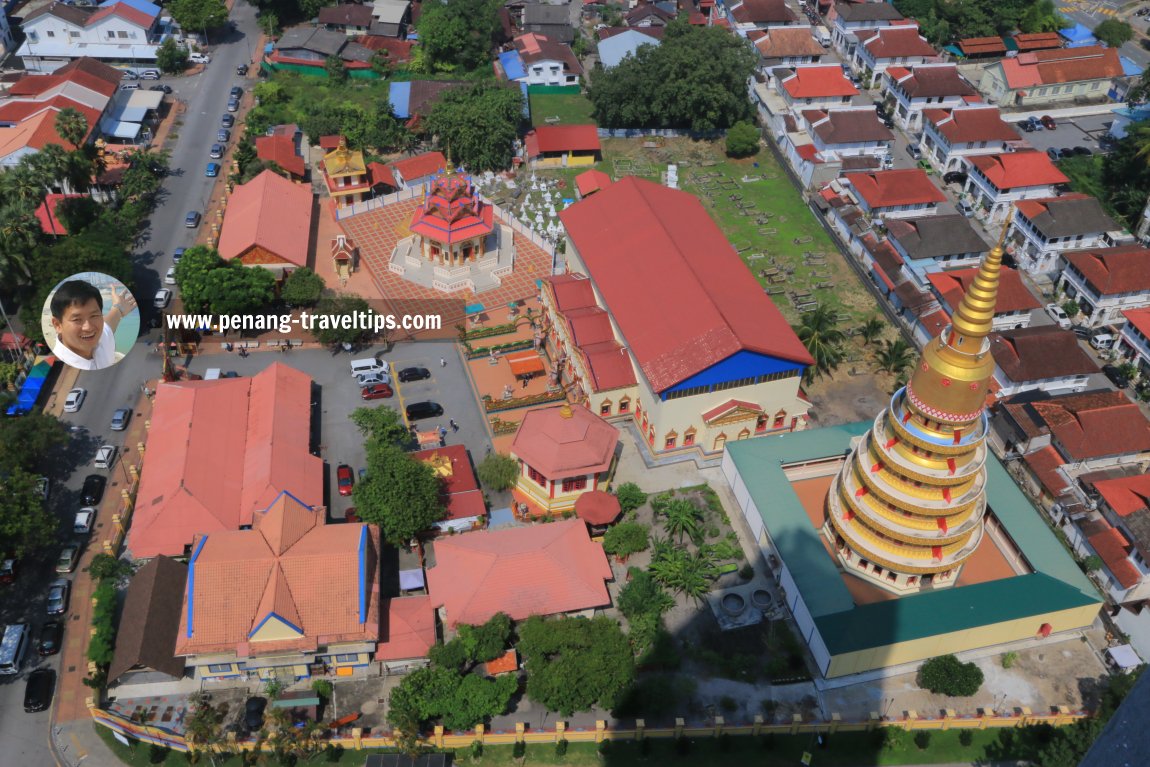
154, 289, 172, 309
74, 508, 96, 535
189, 52, 210, 64
164, 268, 176, 285
94, 445, 118, 470
63, 387, 86, 413
1045, 303, 1071, 329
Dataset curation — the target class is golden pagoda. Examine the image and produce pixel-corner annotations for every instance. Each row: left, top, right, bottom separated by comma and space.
823, 217, 1010, 594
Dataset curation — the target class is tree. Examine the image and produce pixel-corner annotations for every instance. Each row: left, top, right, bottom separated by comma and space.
201, 262, 277, 315
0, 409, 68, 473
875, 338, 914, 376
350, 406, 410, 448
55, 196, 101, 235
417, 0, 503, 72
725, 121, 760, 158
156, 37, 189, 74
0, 468, 58, 557
353, 445, 444, 545
1062, 298, 1081, 319
184, 692, 225, 750
1094, 19, 1133, 49
324, 55, 347, 83
918, 654, 985, 697
0, 205, 40, 283
167, 0, 229, 34
310, 294, 376, 347
649, 547, 715, 600
458, 612, 512, 663
661, 497, 703, 544
389, 665, 516, 733
424, 82, 524, 172
860, 315, 885, 345
602, 522, 650, 559
88, 553, 134, 583
54, 107, 89, 150
258, 10, 280, 37
281, 266, 325, 307
428, 639, 470, 672
476, 452, 519, 491
616, 568, 673, 620
518, 615, 635, 716
173, 246, 224, 312
794, 306, 845, 381
614, 482, 647, 513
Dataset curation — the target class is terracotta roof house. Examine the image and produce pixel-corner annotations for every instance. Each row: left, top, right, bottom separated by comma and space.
127, 364, 323, 559
776, 64, 858, 107
553, 177, 813, 458
1119, 307, 1150, 379
1010, 194, 1125, 277
1060, 245, 1150, 328
413, 444, 486, 533
374, 596, 437, 673
108, 556, 188, 689
852, 26, 938, 78
919, 105, 1023, 174
980, 45, 1123, 108
957, 36, 1007, 58
625, 1, 675, 27
885, 214, 988, 278
881, 64, 979, 130
217, 170, 314, 273
991, 326, 1100, 397
830, 2, 904, 60
1009, 32, 1063, 53
928, 266, 1040, 331
510, 403, 619, 517
842, 169, 946, 219
503, 32, 583, 87
727, 0, 797, 30
1086, 520, 1144, 595
753, 27, 826, 68
318, 4, 376, 34
575, 168, 613, 198
174, 492, 381, 682
355, 35, 414, 64
801, 108, 893, 159
384, 150, 448, 190
255, 127, 306, 179
1090, 473, 1150, 601
964, 151, 1069, 224
426, 519, 613, 626
524, 125, 601, 166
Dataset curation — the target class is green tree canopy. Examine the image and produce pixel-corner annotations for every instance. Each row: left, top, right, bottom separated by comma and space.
1094, 19, 1134, 49
388, 665, 516, 733
0, 409, 68, 473
350, 405, 410, 448
601, 522, 650, 559
310, 294, 376, 347
589, 19, 757, 132
424, 82, 524, 172
616, 568, 673, 620
458, 612, 512, 664
417, 0, 503, 72
353, 444, 444, 545
794, 306, 845, 381
172, 246, 275, 315
168, 0, 229, 33
156, 37, 189, 73
615, 482, 647, 513
476, 451, 519, 491
0, 468, 59, 557
54, 107, 88, 150
894, 0, 1065, 43
725, 121, 760, 158
518, 615, 635, 716
281, 266, 325, 307
918, 654, 985, 697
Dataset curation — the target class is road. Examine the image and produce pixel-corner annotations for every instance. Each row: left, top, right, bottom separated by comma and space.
1059, 0, 1150, 70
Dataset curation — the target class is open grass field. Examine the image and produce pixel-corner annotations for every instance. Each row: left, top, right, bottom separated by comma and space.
529, 92, 597, 127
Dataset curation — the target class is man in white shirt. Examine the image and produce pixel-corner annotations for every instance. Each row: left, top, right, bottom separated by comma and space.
49, 280, 136, 371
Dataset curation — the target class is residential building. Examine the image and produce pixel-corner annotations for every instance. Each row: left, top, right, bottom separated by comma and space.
1119, 307, 1150, 377
918, 106, 1021, 174
1008, 31, 1063, 54
597, 27, 661, 68
510, 403, 619, 517
990, 326, 1100, 397
841, 169, 945, 220
413, 444, 487, 534
108, 556, 187, 691
1087, 474, 1150, 603
886, 214, 989, 284
19, 0, 169, 74
524, 125, 601, 167
254, 124, 306, 179
127, 363, 323, 559
956, 36, 1006, 59
218, 170, 314, 275
851, 26, 937, 80
501, 32, 582, 86
725, 0, 796, 34
625, 1, 674, 28
387, 80, 467, 122
318, 4, 376, 36
370, 0, 411, 37
355, 34, 414, 66
552, 177, 813, 457
321, 138, 370, 209
753, 26, 825, 69
374, 597, 436, 674
174, 492, 382, 683
0, 11, 13, 58
830, 1, 904, 59
426, 520, 613, 627
979, 45, 1123, 107
1009, 195, 1125, 278
963, 152, 1069, 223
271, 26, 375, 72
775, 64, 859, 109
1059, 245, 1150, 328
799, 107, 893, 161
927, 266, 1041, 331
881, 64, 979, 132
371, 150, 448, 191
523, 1, 575, 43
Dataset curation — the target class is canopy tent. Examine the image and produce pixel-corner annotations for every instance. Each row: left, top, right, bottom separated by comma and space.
398, 568, 426, 591
506, 350, 545, 378
575, 490, 622, 526
99, 119, 143, 140
1059, 24, 1097, 48
1107, 644, 1142, 673
465, 303, 485, 315
5, 359, 52, 415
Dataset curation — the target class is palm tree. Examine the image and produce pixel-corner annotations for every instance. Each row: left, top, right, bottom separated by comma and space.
0, 206, 41, 283
875, 338, 915, 376
794, 306, 846, 381
859, 315, 884, 345
650, 548, 715, 602
662, 498, 704, 545
54, 106, 89, 150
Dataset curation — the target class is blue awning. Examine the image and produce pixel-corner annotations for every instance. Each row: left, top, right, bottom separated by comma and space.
1059, 24, 1097, 47
465, 303, 485, 315
944, 44, 964, 57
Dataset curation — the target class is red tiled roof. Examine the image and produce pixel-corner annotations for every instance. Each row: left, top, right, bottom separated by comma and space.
511, 404, 619, 478
575, 490, 621, 525
702, 399, 762, 422
88, 0, 157, 29
375, 597, 436, 661
1023, 445, 1070, 497
730, 0, 795, 24
255, 134, 306, 178
583, 341, 638, 390
958, 37, 1007, 56
1065, 245, 1150, 296
427, 520, 613, 626
1087, 522, 1142, 589
483, 649, 518, 675
1124, 307, 1150, 340
990, 326, 1099, 385
129, 364, 323, 559
968, 151, 1068, 190
1026, 390, 1150, 461
34, 193, 86, 235
1010, 32, 1063, 52
319, 135, 344, 150
919, 308, 949, 338
390, 151, 448, 183
846, 169, 945, 209
861, 26, 936, 60
559, 177, 813, 391
1095, 473, 1150, 517
780, 65, 858, 99
368, 161, 397, 189
1000, 45, 1122, 89
218, 170, 313, 267
412, 444, 485, 522
525, 125, 601, 157
754, 27, 824, 59
803, 109, 893, 144
356, 35, 415, 61
514, 32, 584, 75
888, 64, 976, 98
575, 169, 613, 197
408, 174, 493, 245
928, 266, 1041, 315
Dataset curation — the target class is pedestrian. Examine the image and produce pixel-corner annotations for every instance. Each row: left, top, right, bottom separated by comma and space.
440, 357, 447, 367
449, 418, 458, 432
439, 424, 448, 439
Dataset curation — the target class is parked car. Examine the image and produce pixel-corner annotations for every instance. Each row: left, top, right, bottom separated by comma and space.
337, 464, 354, 496
220, 114, 234, 129
406, 401, 444, 421
1103, 364, 1132, 389
111, 408, 132, 431
121, 69, 139, 80
189, 52, 211, 64
1040, 115, 1057, 130
230, 86, 243, 99
205, 162, 221, 177
63, 387, 86, 413
942, 171, 967, 185
149, 84, 172, 94
46, 579, 70, 616
397, 366, 431, 383
173, 247, 186, 262
957, 200, 975, 218
210, 143, 224, 159
243, 697, 266, 730
905, 143, 922, 160
165, 267, 176, 285
0, 558, 17, 585
23, 668, 55, 713
360, 383, 393, 400
80, 474, 106, 505
1045, 303, 1071, 329
154, 289, 172, 309
236, 64, 249, 76
226, 98, 239, 113
1090, 333, 1115, 351
1016, 118, 1035, 133
1059, 148, 1077, 160
94, 445, 118, 470
217, 128, 231, 143
139, 69, 160, 80
356, 372, 392, 388
119, 83, 140, 91
185, 211, 201, 227
55, 546, 79, 574
74, 507, 96, 535
1046, 147, 1060, 161
38, 622, 62, 657
1073, 146, 1093, 156
1027, 116, 1044, 131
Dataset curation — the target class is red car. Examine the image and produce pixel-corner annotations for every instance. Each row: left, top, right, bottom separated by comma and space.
337, 464, 354, 496
360, 383, 393, 400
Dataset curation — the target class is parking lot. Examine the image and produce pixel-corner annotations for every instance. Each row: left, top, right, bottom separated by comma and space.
1012, 113, 1115, 155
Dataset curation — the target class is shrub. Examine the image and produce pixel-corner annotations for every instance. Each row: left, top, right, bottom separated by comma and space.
512, 741, 526, 759
674, 736, 691, 756
959, 730, 974, 747
1001, 651, 1018, 669
880, 727, 911, 752
311, 679, 333, 701
615, 482, 647, 512
469, 740, 484, 760
739, 563, 754, 580
719, 695, 738, 713
914, 730, 931, 750
555, 738, 568, 757
918, 654, 985, 697
725, 121, 760, 158
476, 452, 519, 491
323, 744, 344, 762
149, 744, 171, 764
597, 740, 612, 756
602, 522, 650, 559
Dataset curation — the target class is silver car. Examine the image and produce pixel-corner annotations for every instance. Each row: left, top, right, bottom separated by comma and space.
46, 579, 70, 616
63, 387, 86, 413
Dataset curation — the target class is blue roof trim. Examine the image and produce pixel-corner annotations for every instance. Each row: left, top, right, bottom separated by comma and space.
357, 526, 368, 624
661, 350, 805, 398
186, 535, 209, 638
389, 81, 412, 119
248, 611, 304, 639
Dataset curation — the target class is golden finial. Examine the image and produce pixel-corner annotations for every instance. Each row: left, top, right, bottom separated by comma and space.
949, 208, 1013, 342
559, 402, 573, 419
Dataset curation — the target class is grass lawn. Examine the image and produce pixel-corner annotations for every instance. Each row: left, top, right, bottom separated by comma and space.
529, 92, 597, 127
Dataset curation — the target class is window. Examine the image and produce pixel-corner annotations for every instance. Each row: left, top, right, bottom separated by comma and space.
683, 430, 696, 446
107, 31, 116, 39
46, 30, 55, 37
665, 436, 677, 449
618, 399, 629, 413
756, 416, 768, 432
528, 466, 546, 486
600, 401, 612, 416
774, 410, 787, 429
69, 31, 79, 38
118, 30, 129, 39
561, 476, 587, 492
207, 664, 233, 674
334, 654, 359, 663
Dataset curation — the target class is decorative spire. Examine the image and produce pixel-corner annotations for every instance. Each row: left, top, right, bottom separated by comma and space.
949, 211, 1012, 343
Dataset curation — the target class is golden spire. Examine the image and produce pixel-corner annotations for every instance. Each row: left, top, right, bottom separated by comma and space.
949, 211, 1012, 343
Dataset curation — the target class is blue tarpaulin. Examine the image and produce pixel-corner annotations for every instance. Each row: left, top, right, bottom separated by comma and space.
389, 81, 412, 119
465, 303, 486, 315
499, 50, 526, 81
1121, 56, 1144, 77
1059, 24, 1098, 48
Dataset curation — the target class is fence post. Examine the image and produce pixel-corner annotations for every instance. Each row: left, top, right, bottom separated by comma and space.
635, 719, 645, 741
1057, 705, 1071, 726
906, 710, 918, 729
790, 714, 802, 735
1019, 706, 1032, 727
943, 709, 955, 730
674, 718, 685, 738
714, 716, 725, 737
830, 713, 841, 735
434, 725, 444, 748
595, 720, 606, 743
752, 715, 763, 736
516, 722, 525, 743
352, 727, 362, 750
868, 711, 881, 731
555, 721, 566, 743
475, 723, 485, 744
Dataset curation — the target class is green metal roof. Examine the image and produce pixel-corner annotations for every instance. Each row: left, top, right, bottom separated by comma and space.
725, 422, 1102, 657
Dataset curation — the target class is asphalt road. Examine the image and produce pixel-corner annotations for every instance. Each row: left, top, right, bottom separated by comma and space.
1060, 0, 1150, 70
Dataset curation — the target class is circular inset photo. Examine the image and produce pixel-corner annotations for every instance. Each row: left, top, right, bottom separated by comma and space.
41, 273, 139, 371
